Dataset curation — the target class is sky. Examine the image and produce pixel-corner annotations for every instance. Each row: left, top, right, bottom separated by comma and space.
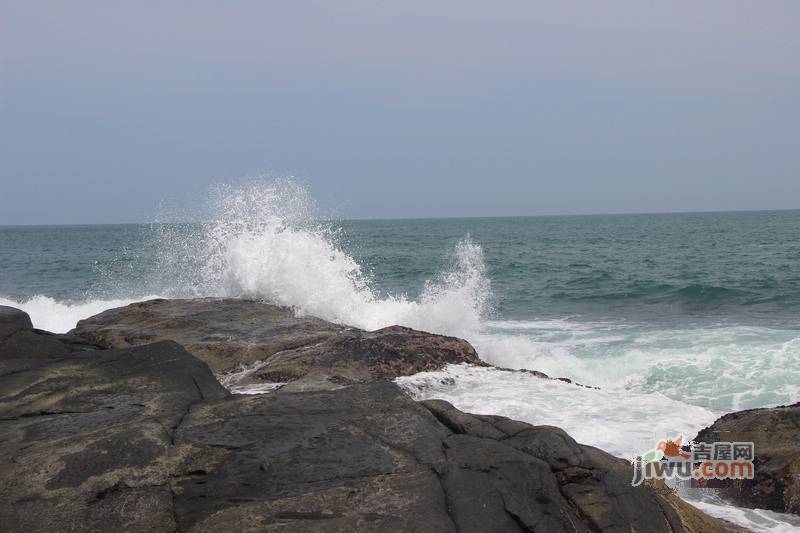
1, 1, 799, 224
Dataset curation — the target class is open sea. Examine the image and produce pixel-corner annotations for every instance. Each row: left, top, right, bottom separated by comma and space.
1, 182, 799, 530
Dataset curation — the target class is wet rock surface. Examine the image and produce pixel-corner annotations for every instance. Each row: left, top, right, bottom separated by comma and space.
72, 298, 486, 391
694, 402, 800, 515
1, 302, 731, 532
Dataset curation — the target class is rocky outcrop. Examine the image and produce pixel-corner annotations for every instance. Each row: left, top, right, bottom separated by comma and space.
71, 298, 486, 391
0, 305, 102, 362
0, 307, 227, 531
0, 305, 33, 340
0, 303, 730, 531
694, 402, 800, 515
170, 384, 724, 532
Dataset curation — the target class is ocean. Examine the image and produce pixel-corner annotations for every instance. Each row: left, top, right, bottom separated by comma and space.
1, 182, 798, 530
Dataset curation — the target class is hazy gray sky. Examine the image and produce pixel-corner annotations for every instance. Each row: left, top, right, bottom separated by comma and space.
2, 1, 799, 224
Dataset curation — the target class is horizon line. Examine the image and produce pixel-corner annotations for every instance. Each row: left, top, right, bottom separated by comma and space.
1, 206, 798, 227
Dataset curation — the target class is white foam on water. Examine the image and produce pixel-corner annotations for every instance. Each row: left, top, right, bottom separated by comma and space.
161, 179, 492, 339
0, 294, 162, 334
5, 180, 491, 338
395, 363, 721, 459
471, 323, 800, 411
485, 318, 601, 331
679, 487, 800, 533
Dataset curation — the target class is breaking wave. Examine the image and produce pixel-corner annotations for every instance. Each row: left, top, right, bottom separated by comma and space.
156, 179, 492, 338
1, 180, 490, 339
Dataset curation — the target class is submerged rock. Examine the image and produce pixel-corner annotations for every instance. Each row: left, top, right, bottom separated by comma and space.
1, 304, 730, 531
694, 402, 800, 515
71, 298, 485, 391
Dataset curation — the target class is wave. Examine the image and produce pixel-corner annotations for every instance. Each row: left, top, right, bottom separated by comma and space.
153, 179, 492, 338
4, 179, 491, 339
667, 284, 748, 305
550, 281, 773, 309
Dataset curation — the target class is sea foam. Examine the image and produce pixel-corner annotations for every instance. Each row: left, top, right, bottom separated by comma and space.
160, 179, 492, 338
0, 294, 162, 334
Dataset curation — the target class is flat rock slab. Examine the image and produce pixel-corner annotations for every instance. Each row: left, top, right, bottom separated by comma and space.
1, 305, 727, 532
695, 402, 800, 515
71, 298, 486, 391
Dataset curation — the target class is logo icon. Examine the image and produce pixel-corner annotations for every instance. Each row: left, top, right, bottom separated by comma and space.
632, 435, 754, 486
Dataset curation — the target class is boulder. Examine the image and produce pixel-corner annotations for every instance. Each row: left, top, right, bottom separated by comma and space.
0, 305, 33, 341
0, 328, 228, 531
0, 327, 100, 361
251, 324, 487, 392
694, 402, 800, 515
71, 298, 485, 391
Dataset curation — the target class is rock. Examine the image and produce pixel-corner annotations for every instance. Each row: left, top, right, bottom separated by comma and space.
71, 298, 347, 371
0, 328, 101, 361
694, 402, 800, 515
492, 366, 600, 389
0, 305, 33, 341
0, 328, 228, 531
0, 359, 722, 531
422, 399, 726, 533
1, 304, 729, 531
71, 298, 485, 390
0, 305, 102, 362
256, 324, 487, 392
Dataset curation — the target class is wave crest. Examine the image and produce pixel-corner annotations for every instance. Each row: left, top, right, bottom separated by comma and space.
158, 179, 492, 337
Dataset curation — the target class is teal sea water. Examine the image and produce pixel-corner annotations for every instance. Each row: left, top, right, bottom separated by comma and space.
2, 184, 799, 529
344, 211, 800, 325
3, 210, 799, 324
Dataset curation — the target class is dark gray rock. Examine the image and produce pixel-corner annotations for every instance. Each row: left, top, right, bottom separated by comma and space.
0, 327, 228, 532
170, 385, 726, 532
0, 304, 728, 532
0, 305, 33, 341
255, 324, 488, 392
71, 298, 486, 391
695, 402, 800, 515
0, 327, 100, 360
71, 298, 347, 372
